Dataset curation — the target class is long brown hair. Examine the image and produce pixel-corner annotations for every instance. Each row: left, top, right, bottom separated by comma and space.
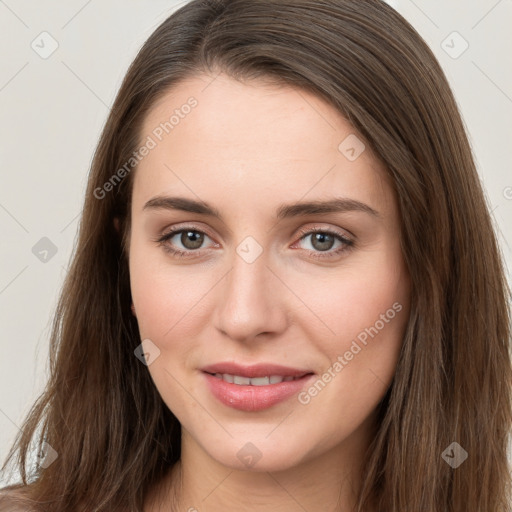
2, 0, 511, 510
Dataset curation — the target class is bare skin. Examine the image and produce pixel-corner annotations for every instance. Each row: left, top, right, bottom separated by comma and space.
127, 72, 411, 511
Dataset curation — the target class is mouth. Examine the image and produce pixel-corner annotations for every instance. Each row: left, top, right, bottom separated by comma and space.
204, 372, 309, 385
201, 362, 315, 412
201, 361, 313, 379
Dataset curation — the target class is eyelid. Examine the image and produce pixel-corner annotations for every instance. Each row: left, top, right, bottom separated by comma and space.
158, 223, 218, 244
293, 223, 353, 242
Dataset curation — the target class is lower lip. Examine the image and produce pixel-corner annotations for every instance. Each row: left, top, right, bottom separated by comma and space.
203, 372, 315, 412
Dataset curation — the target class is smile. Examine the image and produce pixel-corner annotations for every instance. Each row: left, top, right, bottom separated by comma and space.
206, 372, 307, 385
201, 366, 315, 411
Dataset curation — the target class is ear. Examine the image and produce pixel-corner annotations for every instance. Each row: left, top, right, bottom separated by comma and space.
113, 217, 120, 232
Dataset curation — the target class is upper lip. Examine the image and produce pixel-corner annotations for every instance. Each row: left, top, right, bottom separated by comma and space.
201, 362, 314, 378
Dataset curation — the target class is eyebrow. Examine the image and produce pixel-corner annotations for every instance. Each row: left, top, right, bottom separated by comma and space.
143, 196, 381, 220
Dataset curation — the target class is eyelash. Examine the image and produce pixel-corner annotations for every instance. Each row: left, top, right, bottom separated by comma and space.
154, 225, 354, 261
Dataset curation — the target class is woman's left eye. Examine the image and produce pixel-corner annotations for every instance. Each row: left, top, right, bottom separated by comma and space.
154, 226, 354, 260
293, 227, 354, 260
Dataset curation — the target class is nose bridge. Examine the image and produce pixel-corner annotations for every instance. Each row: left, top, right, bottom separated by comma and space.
214, 241, 287, 341
230, 245, 269, 299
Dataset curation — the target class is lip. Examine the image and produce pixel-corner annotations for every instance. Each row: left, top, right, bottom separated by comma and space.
201, 362, 315, 412
201, 362, 312, 378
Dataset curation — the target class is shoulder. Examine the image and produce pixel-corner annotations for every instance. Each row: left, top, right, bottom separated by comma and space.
0, 489, 35, 512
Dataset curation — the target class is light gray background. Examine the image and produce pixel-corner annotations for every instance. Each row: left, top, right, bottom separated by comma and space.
1, 0, 511, 485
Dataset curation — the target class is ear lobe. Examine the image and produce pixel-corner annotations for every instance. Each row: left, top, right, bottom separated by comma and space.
113, 217, 120, 232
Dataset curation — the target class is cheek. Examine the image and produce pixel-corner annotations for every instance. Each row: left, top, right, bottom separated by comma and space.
292, 243, 409, 398
292, 241, 409, 349
129, 236, 214, 342
128, 243, 210, 415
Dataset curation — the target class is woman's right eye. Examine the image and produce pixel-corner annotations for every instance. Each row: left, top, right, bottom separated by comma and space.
155, 227, 215, 258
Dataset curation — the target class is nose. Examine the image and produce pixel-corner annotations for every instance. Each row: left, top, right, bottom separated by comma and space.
213, 248, 288, 343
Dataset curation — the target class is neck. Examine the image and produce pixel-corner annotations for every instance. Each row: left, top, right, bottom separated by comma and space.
146, 413, 378, 512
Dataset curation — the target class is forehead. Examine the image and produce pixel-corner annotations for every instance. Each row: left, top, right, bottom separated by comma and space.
142, 72, 363, 158
133, 73, 395, 217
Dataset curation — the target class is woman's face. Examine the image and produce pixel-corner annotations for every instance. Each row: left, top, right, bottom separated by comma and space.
128, 73, 410, 472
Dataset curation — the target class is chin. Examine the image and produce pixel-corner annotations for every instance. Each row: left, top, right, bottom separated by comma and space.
204, 435, 313, 473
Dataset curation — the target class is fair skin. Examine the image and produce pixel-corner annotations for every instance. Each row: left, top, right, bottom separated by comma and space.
128, 72, 410, 512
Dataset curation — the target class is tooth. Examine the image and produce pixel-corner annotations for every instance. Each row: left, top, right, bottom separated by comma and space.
234, 375, 251, 385
216, 374, 297, 385
250, 376, 270, 386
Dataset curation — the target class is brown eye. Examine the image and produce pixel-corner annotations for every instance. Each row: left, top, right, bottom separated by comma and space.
294, 227, 354, 261
178, 230, 204, 250
309, 232, 336, 252
154, 226, 216, 259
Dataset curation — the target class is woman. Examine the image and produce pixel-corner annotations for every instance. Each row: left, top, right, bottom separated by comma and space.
1, 0, 511, 510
